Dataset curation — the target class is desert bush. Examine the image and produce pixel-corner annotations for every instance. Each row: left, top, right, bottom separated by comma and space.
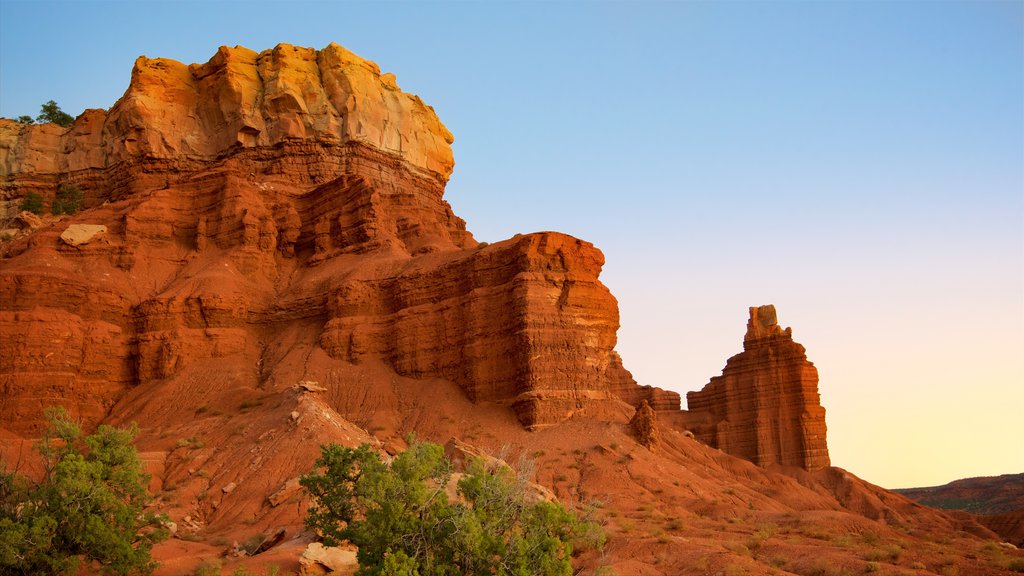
51, 183, 83, 215
0, 407, 168, 575
175, 435, 205, 450
19, 191, 44, 215
862, 543, 903, 562
302, 440, 601, 576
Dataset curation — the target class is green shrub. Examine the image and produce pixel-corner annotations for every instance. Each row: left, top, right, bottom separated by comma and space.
37, 100, 75, 128
0, 407, 168, 575
51, 183, 83, 215
19, 191, 44, 215
301, 440, 601, 576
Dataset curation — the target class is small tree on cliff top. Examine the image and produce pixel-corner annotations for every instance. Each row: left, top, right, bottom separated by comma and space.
36, 100, 74, 128
0, 407, 168, 575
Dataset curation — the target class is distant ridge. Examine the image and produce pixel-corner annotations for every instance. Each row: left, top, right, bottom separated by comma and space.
894, 473, 1024, 516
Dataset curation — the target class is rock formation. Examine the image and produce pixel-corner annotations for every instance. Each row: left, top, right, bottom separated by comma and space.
0, 44, 828, 470
630, 399, 657, 448
684, 305, 830, 470
0, 43, 647, 434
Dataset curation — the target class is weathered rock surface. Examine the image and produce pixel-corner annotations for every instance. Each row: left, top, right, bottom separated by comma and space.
684, 305, 830, 470
0, 43, 834, 462
0, 42, 829, 467
60, 223, 107, 246
0, 43, 650, 434
299, 542, 358, 576
0, 43, 453, 218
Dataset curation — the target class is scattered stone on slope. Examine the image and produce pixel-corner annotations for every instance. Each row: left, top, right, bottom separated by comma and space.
14, 210, 44, 230
297, 381, 327, 393
299, 542, 358, 576
60, 223, 107, 246
267, 477, 302, 507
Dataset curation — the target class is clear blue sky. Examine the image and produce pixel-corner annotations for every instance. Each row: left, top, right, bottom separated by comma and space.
2, 0, 1021, 488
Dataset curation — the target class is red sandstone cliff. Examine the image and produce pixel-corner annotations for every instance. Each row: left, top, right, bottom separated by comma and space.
0, 43, 646, 435
685, 305, 830, 470
0, 44, 832, 465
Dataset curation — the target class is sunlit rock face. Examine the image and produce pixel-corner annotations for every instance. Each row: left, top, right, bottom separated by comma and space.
685, 305, 831, 470
0, 43, 663, 433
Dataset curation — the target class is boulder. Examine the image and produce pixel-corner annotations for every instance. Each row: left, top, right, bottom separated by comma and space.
60, 224, 107, 246
267, 477, 302, 507
299, 542, 358, 576
14, 210, 43, 230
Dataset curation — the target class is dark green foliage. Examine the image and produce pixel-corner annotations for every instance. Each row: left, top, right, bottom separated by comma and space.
18, 191, 44, 215
36, 100, 75, 128
15, 116, 34, 124
51, 184, 83, 215
299, 443, 376, 547
301, 441, 601, 576
0, 407, 168, 575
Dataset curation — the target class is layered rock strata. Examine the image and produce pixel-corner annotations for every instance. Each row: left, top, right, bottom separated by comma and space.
0, 42, 453, 217
0, 43, 642, 433
685, 305, 830, 470
0, 44, 831, 471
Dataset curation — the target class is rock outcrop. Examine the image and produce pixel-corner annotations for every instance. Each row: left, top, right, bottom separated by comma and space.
0, 43, 453, 217
0, 43, 650, 434
0, 44, 831, 474
630, 399, 657, 449
684, 305, 830, 470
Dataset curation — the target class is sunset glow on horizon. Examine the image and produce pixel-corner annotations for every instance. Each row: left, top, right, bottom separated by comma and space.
2, 0, 1020, 489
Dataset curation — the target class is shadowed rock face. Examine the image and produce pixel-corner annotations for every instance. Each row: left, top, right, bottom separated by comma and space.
686, 305, 831, 470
